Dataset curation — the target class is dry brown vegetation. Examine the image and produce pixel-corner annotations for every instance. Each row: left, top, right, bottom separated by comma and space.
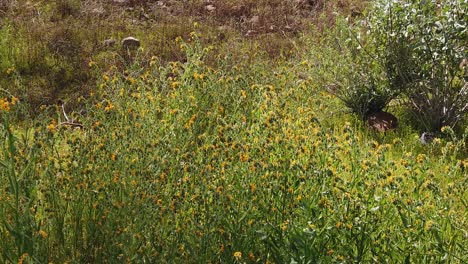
0, 0, 365, 110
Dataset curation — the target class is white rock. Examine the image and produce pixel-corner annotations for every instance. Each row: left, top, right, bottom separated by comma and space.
122, 37, 140, 49
205, 4, 216, 11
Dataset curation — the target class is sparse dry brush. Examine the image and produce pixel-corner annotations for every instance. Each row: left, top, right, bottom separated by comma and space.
0, 0, 364, 110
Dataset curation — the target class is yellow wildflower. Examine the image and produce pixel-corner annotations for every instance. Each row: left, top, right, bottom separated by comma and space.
424, 220, 435, 231
416, 154, 427, 164
17, 253, 29, 264
185, 114, 197, 129
38, 230, 48, 238
193, 72, 205, 80
0, 98, 10, 111
280, 220, 289, 231
47, 120, 56, 132
127, 76, 136, 85
441, 126, 451, 133
6, 67, 15, 75
171, 81, 180, 89
249, 183, 256, 192
233, 251, 242, 260
240, 89, 247, 98
105, 102, 114, 111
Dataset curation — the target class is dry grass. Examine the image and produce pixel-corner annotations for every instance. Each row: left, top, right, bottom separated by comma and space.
0, 0, 365, 110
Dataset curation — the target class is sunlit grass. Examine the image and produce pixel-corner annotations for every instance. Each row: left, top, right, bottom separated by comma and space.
1, 33, 467, 263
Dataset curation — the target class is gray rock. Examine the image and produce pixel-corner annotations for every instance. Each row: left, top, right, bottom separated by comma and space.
205, 4, 216, 11
113, 0, 129, 4
245, 30, 257, 37
249, 15, 260, 25
103, 39, 116, 47
91, 7, 105, 16
122, 37, 140, 49
420, 132, 435, 145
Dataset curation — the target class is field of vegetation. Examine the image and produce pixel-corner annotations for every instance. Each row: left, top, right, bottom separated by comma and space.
1, 0, 467, 263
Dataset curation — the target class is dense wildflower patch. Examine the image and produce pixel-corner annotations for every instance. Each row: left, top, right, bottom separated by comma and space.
0, 34, 466, 263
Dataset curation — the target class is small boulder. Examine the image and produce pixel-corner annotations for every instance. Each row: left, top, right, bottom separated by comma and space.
366, 111, 398, 132
205, 4, 216, 11
245, 30, 257, 37
122, 37, 140, 50
113, 0, 129, 4
419, 132, 435, 145
91, 7, 105, 16
249, 15, 260, 25
103, 38, 116, 47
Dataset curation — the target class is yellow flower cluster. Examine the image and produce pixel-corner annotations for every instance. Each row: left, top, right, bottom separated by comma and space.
233, 251, 242, 260
193, 72, 205, 80
0, 98, 10, 111
6, 67, 15, 75
0, 97, 18, 111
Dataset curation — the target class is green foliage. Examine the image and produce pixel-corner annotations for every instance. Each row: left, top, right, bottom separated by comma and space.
320, 18, 398, 119
0, 24, 14, 73
0, 114, 40, 263
369, 0, 467, 132
323, 0, 467, 131
0, 0, 467, 262
1, 36, 467, 263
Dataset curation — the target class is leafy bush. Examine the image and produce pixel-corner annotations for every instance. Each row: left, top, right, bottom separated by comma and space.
321, 18, 398, 119
369, 0, 467, 132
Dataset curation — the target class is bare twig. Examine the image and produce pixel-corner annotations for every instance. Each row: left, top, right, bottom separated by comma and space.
58, 99, 84, 130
